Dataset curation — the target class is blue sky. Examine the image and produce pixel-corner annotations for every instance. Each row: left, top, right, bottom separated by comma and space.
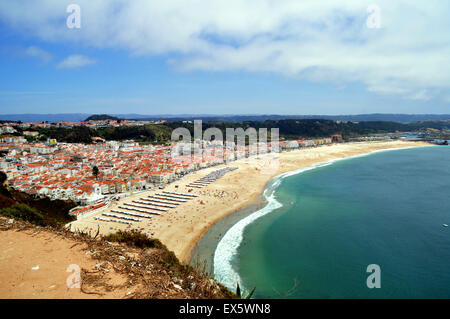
0, 1, 449, 115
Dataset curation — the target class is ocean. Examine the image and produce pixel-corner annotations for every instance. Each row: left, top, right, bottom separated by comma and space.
212, 145, 450, 298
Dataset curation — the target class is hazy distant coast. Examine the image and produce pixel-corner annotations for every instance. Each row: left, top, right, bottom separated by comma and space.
1, 113, 450, 123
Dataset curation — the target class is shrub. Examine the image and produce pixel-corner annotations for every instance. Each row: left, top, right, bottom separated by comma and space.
103, 230, 186, 270
0, 171, 6, 184
0, 203, 45, 225
103, 230, 163, 249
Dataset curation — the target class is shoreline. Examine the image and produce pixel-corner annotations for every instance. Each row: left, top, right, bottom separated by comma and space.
69, 141, 433, 265
191, 142, 434, 265
208, 143, 436, 290
190, 191, 268, 274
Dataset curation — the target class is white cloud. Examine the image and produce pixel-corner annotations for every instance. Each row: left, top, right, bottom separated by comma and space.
25, 46, 52, 63
407, 90, 432, 101
0, 0, 449, 100
57, 54, 96, 69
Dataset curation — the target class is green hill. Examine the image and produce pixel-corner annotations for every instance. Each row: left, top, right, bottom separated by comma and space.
84, 114, 120, 121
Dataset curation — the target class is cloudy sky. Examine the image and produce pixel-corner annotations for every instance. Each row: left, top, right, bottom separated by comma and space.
0, 0, 449, 115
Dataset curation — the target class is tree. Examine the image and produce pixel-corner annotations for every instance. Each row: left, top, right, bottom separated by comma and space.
0, 171, 7, 184
92, 166, 99, 179
39, 135, 48, 142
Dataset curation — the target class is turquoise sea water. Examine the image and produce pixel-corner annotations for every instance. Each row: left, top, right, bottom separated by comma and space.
214, 146, 450, 298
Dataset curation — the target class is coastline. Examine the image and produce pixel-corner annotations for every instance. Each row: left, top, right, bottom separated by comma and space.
188, 141, 433, 264
211, 144, 450, 297
209, 143, 436, 291
69, 141, 433, 265
190, 192, 268, 275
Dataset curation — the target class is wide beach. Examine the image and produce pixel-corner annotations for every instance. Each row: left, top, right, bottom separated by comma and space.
69, 140, 431, 264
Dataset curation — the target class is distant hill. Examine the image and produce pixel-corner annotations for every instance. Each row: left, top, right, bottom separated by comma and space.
84, 114, 120, 121
135, 114, 450, 124
1, 113, 450, 124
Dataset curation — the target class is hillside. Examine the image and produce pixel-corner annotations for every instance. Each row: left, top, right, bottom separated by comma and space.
0, 217, 234, 298
15, 118, 450, 144
84, 114, 120, 121
0, 172, 76, 226
0, 174, 235, 299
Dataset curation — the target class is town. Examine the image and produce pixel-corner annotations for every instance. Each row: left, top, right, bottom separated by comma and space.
0, 121, 338, 204
1, 118, 447, 220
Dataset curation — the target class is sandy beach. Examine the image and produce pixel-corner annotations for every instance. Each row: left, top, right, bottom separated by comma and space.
69, 141, 432, 264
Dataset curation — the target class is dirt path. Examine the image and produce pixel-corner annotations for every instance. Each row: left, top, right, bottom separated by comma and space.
0, 228, 126, 299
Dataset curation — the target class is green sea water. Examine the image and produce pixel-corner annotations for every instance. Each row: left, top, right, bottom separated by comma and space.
214, 146, 450, 298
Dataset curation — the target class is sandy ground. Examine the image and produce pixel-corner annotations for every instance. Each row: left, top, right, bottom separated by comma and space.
0, 229, 127, 299
69, 141, 431, 264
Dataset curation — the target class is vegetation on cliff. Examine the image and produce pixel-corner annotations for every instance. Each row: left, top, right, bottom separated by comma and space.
0, 177, 235, 299
24, 119, 450, 144
0, 176, 76, 226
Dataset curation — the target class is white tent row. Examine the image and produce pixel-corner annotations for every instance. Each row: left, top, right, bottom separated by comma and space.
186, 185, 202, 188
190, 180, 211, 184
187, 167, 238, 187
148, 195, 186, 203
133, 199, 169, 207
187, 182, 208, 188
135, 197, 177, 211
186, 182, 209, 187
103, 212, 142, 222
147, 195, 186, 205
156, 192, 194, 200
112, 208, 159, 217
125, 202, 174, 211
145, 196, 183, 204
125, 202, 150, 209
191, 180, 212, 184
188, 182, 209, 186
118, 205, 165, 214
94, 216, 133, 225
133, 200, 174, 211
162, 191, 198, 198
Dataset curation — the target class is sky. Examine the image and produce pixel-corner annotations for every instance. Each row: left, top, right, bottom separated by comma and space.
0, 0, 449, 115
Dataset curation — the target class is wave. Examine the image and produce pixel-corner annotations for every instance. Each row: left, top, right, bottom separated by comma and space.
213, 145, 432, 292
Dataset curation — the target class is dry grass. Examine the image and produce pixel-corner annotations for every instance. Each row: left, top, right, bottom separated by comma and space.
0, 216, 236, 299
